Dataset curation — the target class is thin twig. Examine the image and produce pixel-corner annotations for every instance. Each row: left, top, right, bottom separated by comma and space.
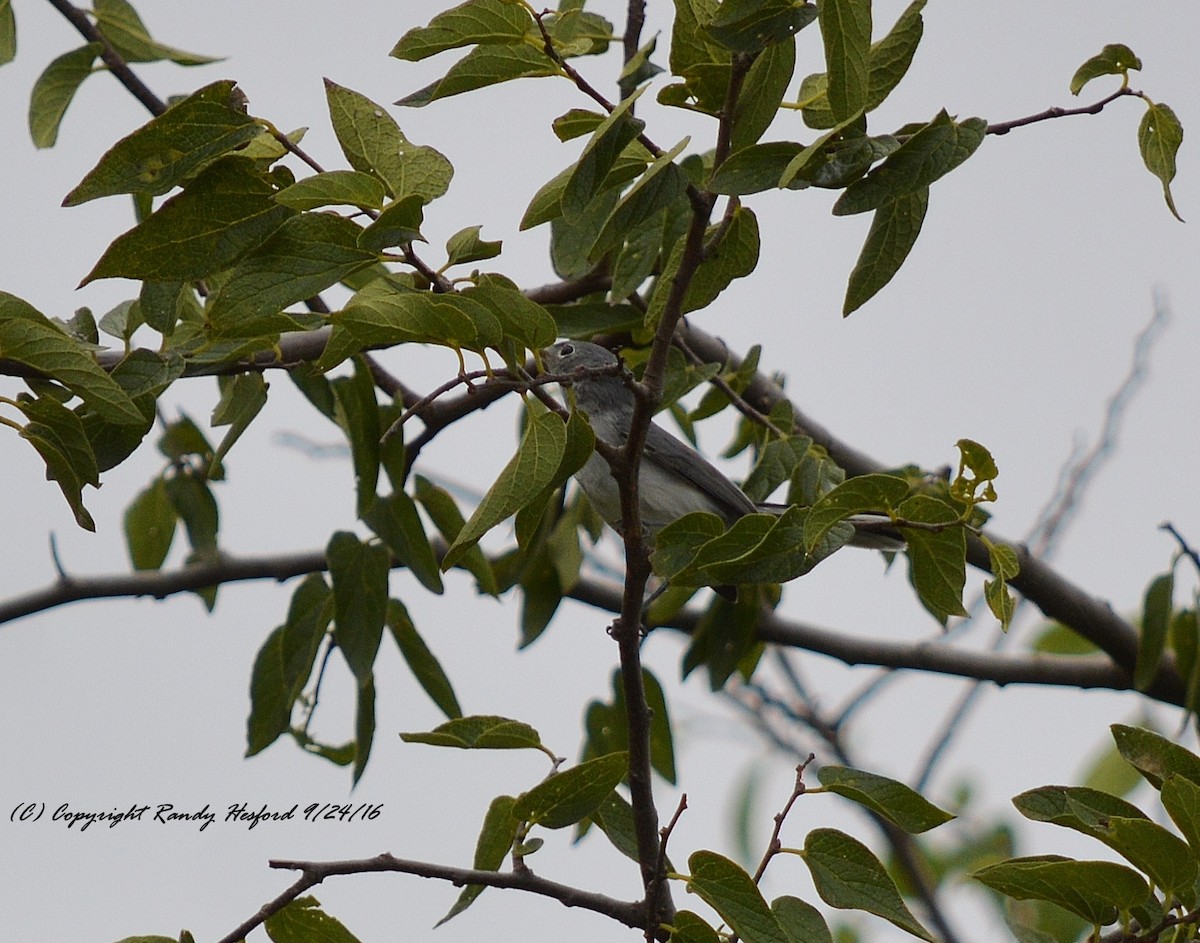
986, 87, 1138, 136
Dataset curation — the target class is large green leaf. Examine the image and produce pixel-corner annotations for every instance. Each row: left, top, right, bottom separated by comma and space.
263, 896, 362, 943
818, 0, 871, 122
973, 856, 1148, 927
843, 186, 929, 314
687, 851, 788, 943
899, 493, 968, 623
1070, 43, 1141, 96
325, 80, 453, 201
562, 89, 646, 222
364, 492, 444, 594
205, 213, 376, 337
15, 392, 101, 530
327, 531, 390, 684
513, 752, 628, 829
81, 157, 295, 284
64, 81, 260, 204
804, 828, 934, 941
443, 408, 568, 569
28, 43, 101, 148
386, 599, 460, 718
818, 765, 954, 833
331, 361, 381, 518
0, 293, 143, 425
1111, 724, 1200, 789
93, 0, 219, 65
274, 170, 387, 210
124, 477, 178, 569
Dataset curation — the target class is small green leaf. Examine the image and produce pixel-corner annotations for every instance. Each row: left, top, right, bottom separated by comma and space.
706, 0, 815, 55
327, 531, 390, 684
264, 895, 363, 943
443, 408, 567, 569
80, 157, 296, 284
390, 0, 532, 61
414, 475, 499, 594
818, 0, 871, 122
843, 186, 928, 314
803, 828, 934, 941
669, 911, 723, 943
124, 477, 177, 569
358, 194, 427, 251
164, 470, 219, 560
401, 714, 543, 749
513, 752, 628, 829
1111, 723, 1200, 789
395, 43, 559, 108
552, 108, 604, 142
0, 0, 15, 66
1070, 43, 1141, 96
444, 225, 502, 267
331, 361, 381, 518
325, 79, 453, 201
772, 896, 832, 943
274, 170, 387, 210
64, 81, 260, 205
28, 43, 101, 148
437, 794, 520, 925
818, 765, 954, 833
1138, 102, 1184, 222
686, 850, 789, 943
972, 856, 1148, 927
1135, 572, 1174, 691
386, 599, 461, 718
210, 373, 268, 473
16, 392, 101, 530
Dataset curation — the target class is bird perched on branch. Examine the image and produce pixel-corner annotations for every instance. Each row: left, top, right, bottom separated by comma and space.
542, 340, 904, 556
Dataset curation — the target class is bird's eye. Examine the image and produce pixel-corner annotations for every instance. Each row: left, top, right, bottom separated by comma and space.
559, 343, 574, 356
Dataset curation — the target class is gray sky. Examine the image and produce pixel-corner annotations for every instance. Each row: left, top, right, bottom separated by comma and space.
2, 2, 1199, 941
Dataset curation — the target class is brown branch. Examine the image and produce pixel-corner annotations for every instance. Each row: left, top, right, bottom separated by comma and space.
216, 853, 644, 943
45, 0, 167, 116
619, 0, 648, 102
986, 87, 1137, 136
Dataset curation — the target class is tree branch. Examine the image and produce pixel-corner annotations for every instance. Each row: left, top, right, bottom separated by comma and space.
986, 87, 1138, 136
216, 853, 644, 943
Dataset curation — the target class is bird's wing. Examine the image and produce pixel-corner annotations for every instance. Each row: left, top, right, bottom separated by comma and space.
643, 421, 758, 522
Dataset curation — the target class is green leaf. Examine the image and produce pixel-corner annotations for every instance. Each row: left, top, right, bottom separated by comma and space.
331, 361, 381, 518
1070, 43, 1141, 96
358, 194, 427, 251
443, 408, 568, 569
590, 138, 689, 262
803, 828, 934, 941
437, 794, 520, 925
444, 225, 502, 267
1111, 723, 1200, 789
401, 714, 543, 749
1103, 815, 1196, 898
972, 856, 1148, 927
899, 493, 968, 623
645, 205, 760, 327
0, 293, 143, 425
364, 492, 444, 594
706, 0, 815, 54
843, 186, 928, 314
93, 0, 220, 65
28, 43, 101, 148
81, 157, 296, 284
327, 531, 390, 684
1138, 102, 1184, 222
686, 850, 789, 943
390, 0, 532, 61
206, 213, 376, 338
164, 470, 219, 561
803, 473, 909, 550
274, 170, 388, 210
246, 574, 331, 756
352, 671, 375, 784
124, 477, 177, 569
834, 112, 986, 215
802, 0, 925, 129
710, 141, 804, 195
666, 0, 731, 114
552, 108, 603, 142
395, 42, 559, 108
818, 0, 871, 122
1163, 773, 1200, 854
209, 372, 268, 475
669, 911, 722, 943
731, 38, 798, 150
64, 81, 260, 205
15, 392, 101, 530
325, 79, 453, 201
1135, 572, 1174, 691
386, 599, 461, 718
264, 895, 363, 943
413, 475, 499, 594
563, 88, 646, 222
513, 752, 628, 829
818, 766, 954, 833
772, 896, 832, 943
0, 0, 15, 66
461, 274, 559, 353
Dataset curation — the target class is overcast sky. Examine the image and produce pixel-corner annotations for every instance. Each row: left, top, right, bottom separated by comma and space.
2, 2, 1199, 941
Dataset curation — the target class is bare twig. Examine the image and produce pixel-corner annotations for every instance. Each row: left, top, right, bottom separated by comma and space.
986, 87, 1138, 136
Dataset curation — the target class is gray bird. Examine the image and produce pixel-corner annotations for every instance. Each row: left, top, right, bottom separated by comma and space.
542, 340, 903, 556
